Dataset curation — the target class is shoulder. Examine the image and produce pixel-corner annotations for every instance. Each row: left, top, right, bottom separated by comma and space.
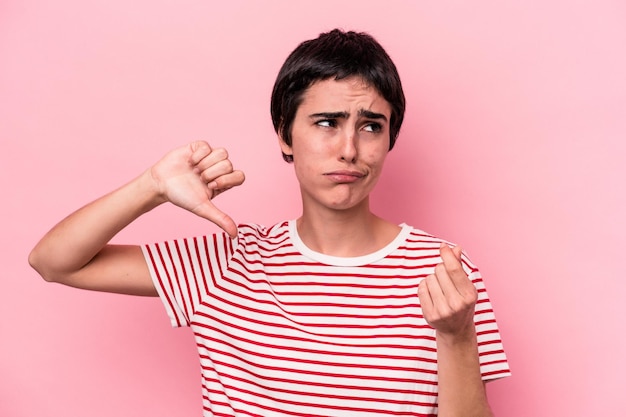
401, 224, 447, 247
401, 224, 479, 270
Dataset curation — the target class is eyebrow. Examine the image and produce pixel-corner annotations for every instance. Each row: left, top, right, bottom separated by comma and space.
359, 109, 388, 121
309, 109, 388, 122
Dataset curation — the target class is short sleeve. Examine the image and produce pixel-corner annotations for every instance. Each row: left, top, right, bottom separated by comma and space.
463, 256, 511, 381
142, 233, 235, 328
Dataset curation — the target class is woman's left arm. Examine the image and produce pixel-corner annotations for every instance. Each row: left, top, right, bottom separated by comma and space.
418, 244, 493, 417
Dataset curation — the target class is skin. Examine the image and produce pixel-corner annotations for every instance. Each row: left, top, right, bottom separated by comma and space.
29, 76, 493, 416
419, 243, 494, 417
279, 77, 401, 256
28, 142, 244, 295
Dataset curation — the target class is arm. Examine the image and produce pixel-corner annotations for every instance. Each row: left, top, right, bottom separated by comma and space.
28, 141, 245, 296
418, 244, 493, 417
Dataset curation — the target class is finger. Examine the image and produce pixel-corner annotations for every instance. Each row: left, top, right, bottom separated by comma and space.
440, 244, 470, 288
433, 261, 459, 297
440, 244, 477, 299
188, 141, 213, 164
193, 147, 230, 173
193, 201, 239, 238
199, 158, 234, 184
452, 245, 463, 261
419, 273, 458, 329
422, 272, 448, 311
417, 278, 434, 315
207, 170, 246, 193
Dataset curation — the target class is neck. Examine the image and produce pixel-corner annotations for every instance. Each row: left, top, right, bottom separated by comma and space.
296, 198, 400, 257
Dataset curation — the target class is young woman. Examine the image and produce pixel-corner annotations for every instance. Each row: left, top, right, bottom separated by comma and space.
30, 29, 510, 416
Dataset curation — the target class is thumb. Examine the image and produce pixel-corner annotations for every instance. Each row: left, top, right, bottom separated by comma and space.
193, 201, 238, 238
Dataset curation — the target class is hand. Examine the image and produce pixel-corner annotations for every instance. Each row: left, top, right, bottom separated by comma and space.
150, 141, 245, 237
418, 243, 478, 337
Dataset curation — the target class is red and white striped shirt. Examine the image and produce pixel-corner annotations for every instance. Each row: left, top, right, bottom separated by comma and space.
142, 221, 510, 417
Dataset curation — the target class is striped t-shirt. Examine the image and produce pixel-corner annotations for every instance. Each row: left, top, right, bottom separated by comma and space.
142, 220, 510, 417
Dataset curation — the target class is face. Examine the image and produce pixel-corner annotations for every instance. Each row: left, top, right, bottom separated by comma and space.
279, 77, 392, 213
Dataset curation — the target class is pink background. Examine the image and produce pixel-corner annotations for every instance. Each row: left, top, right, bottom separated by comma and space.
2, 1, 625, 416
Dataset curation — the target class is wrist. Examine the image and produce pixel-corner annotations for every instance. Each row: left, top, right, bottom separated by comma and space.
436, 324, 478, 348
132, 169, 168, 213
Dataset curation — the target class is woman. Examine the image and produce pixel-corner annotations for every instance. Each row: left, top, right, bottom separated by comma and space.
30, 29, 510, 416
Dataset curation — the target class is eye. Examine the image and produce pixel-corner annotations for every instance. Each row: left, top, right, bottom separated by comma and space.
363, 122, 382, 133
316, 119, 337, 128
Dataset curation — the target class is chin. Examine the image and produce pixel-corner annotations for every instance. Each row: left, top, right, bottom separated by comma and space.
326, 195, 370, 212
301, 186, 372, 213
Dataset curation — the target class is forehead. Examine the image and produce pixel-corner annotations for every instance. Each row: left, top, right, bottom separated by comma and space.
298, 77, 391, 116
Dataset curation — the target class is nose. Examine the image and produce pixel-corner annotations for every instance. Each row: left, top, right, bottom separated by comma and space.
339, 129, 358, 163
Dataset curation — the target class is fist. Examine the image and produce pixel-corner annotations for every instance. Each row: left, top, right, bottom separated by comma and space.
150, 141, 245, 237
418, 243, 478, 336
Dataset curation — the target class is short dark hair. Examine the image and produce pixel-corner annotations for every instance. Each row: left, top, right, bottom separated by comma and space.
270, 29, 406, 162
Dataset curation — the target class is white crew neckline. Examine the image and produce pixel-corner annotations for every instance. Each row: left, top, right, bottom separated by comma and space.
288, 219, 412, 267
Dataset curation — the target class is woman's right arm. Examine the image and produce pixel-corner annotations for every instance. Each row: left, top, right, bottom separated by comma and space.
28, 141, 245, 296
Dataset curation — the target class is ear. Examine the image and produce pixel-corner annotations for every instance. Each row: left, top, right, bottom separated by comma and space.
277, 132, 293, 158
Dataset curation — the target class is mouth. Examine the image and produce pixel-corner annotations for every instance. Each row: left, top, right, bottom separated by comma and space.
324, 170, 366, 183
